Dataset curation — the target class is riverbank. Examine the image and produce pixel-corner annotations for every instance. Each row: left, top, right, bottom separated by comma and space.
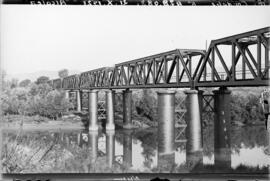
1, 114, 84, 130
0, 114, 266, 131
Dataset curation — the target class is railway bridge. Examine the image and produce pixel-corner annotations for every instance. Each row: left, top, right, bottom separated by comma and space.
49, 27, 269, 155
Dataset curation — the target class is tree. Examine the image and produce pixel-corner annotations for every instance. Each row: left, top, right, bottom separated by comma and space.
10, 79, 18, 89
36, 76, 49, 85
58, 69, 69, 78
19, 79, 31, 87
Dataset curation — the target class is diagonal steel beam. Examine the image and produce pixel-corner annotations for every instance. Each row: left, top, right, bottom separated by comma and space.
235, 42, 257, 79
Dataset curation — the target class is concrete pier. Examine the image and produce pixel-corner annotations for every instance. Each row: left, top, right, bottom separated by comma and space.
106, 90, 115, 130
76, 90, 81, 112
65, 90, 70, 111
65, 90, 69, 100
106, 130, 115, 167
157, 90, 176, 155
213, 87, 231, 151
185, 89, 203, 153
88, 90, 99, 131
123, 89, 132, 129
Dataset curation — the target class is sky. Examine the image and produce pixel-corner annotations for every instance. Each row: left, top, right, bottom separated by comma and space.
1, 6, 270, 76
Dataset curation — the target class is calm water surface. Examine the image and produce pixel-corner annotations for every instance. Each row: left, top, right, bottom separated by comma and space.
1, 125, 269, 173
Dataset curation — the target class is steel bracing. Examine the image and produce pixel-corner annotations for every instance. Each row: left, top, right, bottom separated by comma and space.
50, 27, 270, 90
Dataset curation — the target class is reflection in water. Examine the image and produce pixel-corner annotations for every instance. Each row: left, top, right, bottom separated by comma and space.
123, 130, 133, 168
1, 125, 269, 173
186, 151, 203, 172
89, 131, 98, 164
106, 130, 115, 168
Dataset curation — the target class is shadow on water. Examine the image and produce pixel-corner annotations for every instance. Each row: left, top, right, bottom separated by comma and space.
1, 124, 269, 173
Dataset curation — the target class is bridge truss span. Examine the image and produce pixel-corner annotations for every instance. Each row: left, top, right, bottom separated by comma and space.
111, 49, 206, 89
50, 27, 270, 90
196, 27, 270, 87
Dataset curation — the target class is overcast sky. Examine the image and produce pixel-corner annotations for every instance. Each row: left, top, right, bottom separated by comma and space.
1, 6, 269, 76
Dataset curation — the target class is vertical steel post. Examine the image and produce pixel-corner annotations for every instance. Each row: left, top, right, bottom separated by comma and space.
213, 87, 231, 168
106, 130, 115, 168
232, 42, 236, 81
89, 131, 98, 164
266, 42, 269, 79
123, 130, 133, 168
88, 90, 99, 131
242, 47, 246, 79
257, 36, 261, 78
76, 90, 81, 112
211, 47, 215, 82
157, 90, 176, 155
106, 90, 115, 130
123, 89, 132, 129
185, 89, 202, 154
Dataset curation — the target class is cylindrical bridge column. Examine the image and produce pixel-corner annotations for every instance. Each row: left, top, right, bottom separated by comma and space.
157, 90, 176, 155
76, 90, 82, 112
106, 90, 115, 130
88, 90, 99, 131
185, 89, 203, 154
106, 130, 115, 168
65, 90, 70, 111
213, 87, 231, 163
123, 89, 132, 129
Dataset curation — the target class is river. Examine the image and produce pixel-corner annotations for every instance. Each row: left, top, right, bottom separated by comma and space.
1, 124, 269, 174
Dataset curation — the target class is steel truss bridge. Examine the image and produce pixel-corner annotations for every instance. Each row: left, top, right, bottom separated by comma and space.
50, 27, 270, 90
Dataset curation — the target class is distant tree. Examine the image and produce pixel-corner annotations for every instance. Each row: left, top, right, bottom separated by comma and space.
58, 69, 69, 79
0, 69, 6, 91
36, 76, 49, 85
19, 79, 31, 87
10, 79, 18, 89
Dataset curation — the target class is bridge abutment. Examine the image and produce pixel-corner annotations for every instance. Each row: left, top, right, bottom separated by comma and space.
106, 90, 115, 130
106, 130, 115, 167
88, 90, 99, 131
157, 90, 176, 155
185, 89, 203, 154
213, 87, 231, 168
123, 89, 132, 129
76, 90, 81, 112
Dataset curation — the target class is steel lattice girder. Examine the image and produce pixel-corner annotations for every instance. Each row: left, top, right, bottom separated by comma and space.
195, 27, 270, 87
79, 67, 114, 89
50, 27, 270, 90
62, 74, 80, 90
52, 78, 62, 89
110, 49, 205, 89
